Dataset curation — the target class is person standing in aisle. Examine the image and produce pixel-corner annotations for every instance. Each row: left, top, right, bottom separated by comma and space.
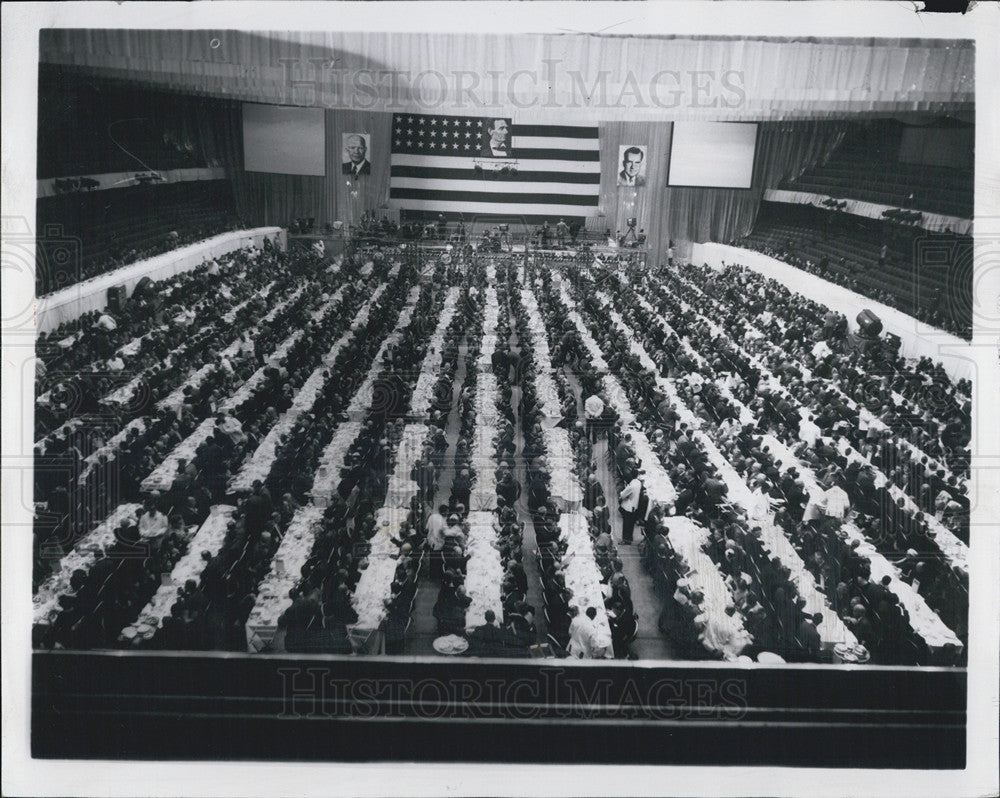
584, 392, 605, 445
619, 469, 642, 545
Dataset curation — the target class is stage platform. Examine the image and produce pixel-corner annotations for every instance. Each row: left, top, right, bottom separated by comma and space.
334, 236, 647, 259
287, 232, 347, 260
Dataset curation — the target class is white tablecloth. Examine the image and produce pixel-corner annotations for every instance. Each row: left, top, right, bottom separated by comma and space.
601, 287, 854, 644
223, 280, 275, 325
465, 511, 505, 628
79, 418, 149, 481
352, 506, 411, 629
347, 286, 422, 417
351, 424, 433, 629
141, 417, 215, 493
670, 273, 965, 510
760, 434, 962, 651
116, 324, 168, 358
519, 288, 562, 421
386, 424, 429, 508
245, 505, 326, 647
469, 373, 499, 511
833, 438, 968, 575
410, 288, 461, 416
122, 504, 236, 644
229, 286, 357, 493
644, 281, 963, 646
542, 426, 583, 508
310, 422, 363, 504
33, 503, 143, 626
664, 515, 754, 660
558, 513, 613, 657
647, 365, 855, 647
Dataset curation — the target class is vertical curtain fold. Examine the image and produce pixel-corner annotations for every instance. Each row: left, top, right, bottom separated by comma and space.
39, 31, 975, 120
593, 119, 851, 261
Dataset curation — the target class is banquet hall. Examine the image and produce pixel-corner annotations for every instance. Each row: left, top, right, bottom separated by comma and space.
28, 29, 974, 678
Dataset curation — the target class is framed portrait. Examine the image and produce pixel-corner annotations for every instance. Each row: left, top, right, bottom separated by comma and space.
617, 144, 647, 187
342, 132, 372, 177
480, 117, 513, 158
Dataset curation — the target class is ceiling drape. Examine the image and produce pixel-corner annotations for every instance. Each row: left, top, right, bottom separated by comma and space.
39, 31, 973, 121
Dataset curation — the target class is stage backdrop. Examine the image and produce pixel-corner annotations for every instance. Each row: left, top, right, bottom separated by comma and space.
224, 104, 849, 254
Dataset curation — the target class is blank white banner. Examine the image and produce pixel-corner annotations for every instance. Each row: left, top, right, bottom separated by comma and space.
243, 103, 325, 177
668, 122, 758, 189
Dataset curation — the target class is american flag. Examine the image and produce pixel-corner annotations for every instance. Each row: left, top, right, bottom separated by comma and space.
389, 113, 600, 221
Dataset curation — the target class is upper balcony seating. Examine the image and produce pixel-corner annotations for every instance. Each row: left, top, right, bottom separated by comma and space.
780, 126, 973, 220
36, 180, 239, 295
735, 202, 972, 339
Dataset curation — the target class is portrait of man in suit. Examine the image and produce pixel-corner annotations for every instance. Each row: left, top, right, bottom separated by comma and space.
617, 145, 647, 187
480, 118, 513, 158
342, 133, 372, 178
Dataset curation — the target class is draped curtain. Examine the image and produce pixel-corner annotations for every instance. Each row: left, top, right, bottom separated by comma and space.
37, 66, 232, 179
39, 31, 974, 121
222, 106, 394, 228
324, 110, 394, 227
591, 121, 674, 240
46, 31, 967, 241
594, 120, 850, 259
225, 109, 847, 240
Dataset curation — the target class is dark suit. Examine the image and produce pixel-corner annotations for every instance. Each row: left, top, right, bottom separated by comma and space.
342, 160, 371, 177
480, 141, 511, 158
618, 170, 645, 187
797, 619, 822, 658
468, 623, 509, 657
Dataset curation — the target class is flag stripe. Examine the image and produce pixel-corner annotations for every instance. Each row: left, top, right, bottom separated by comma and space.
390, 153, 601, 174
513, 136, 600, 151
504, 148, 600, 162
390, 178, 599, 197
390, 146, 599, 161
512, 124, 599, 138
390, 187, 598, 206
390, 165, 601, 184
400, 211, 585, 224
391, 199, 597, 217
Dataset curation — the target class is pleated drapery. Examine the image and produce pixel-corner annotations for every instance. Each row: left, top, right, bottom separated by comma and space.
587, 120, 850, 255
39, 31, 973, 121
223, 107, 397, 228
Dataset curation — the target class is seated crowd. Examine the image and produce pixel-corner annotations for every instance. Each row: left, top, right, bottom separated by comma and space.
35, 242, 397, 646
534, 254, 966, 663
32, 233, 968, 666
